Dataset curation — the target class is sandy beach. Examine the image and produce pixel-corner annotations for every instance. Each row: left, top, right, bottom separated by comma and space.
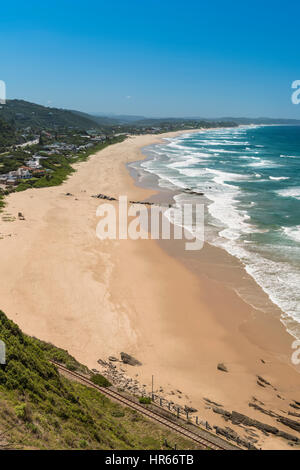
0, 131, 299, 450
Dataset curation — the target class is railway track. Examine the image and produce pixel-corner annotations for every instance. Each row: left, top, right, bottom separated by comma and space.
50, 360, 239, 451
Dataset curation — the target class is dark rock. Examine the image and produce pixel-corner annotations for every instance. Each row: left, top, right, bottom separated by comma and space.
257, 376, 271, 386
231, 411, 279, 435
257, 380, 265, 388
212, 407, 231, 419
108, 356, 118, 362
120, 352, 142, 366
214, 425, 236, 439
184, 406, 198, 413
277, 431, 299, 442
217, 363, 228, 372
288, 411, 300, 418
217, 363, 228, 373
129, 200, 154, 206
277, 416, 300, 433
97, 359, 107, 366
248, 403, 278, 418
203, 398, 223, 407
290, 402, 300, 410
251, 396, 265, 405
213, 426, 258, 450
92, 193, 116, 201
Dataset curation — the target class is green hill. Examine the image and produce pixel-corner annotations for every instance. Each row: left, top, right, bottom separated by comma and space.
0, 310, 197, 450
0, 118, 18, 150
0, 100, 100, 131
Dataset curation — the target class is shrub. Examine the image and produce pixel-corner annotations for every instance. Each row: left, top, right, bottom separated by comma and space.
79, 439, 88, 448
90, 374, 111, 388
139, 397, 152, 405
15, 403, 32, 422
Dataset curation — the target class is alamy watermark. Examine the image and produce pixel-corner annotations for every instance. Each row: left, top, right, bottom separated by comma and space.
291, 339, 300, 365
96, 196, 204, 251
0, 80, 6, 105
0, 340, 6, 365
291, 80, 300, 105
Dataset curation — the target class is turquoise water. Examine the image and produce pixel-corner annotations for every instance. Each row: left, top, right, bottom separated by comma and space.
135, 126, 300, 337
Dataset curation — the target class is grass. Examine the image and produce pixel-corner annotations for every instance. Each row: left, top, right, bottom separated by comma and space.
0, 310, 199, 450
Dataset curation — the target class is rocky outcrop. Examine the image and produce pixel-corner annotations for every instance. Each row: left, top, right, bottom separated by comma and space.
203, 398, 223, 407
257, 376, 271, 386
183, 189, 204, 196
212, 407, 231, 419
184, 406, 198, 414
92, 193, 116, 201
231, 411, 278, 434
211, 408, 300, 444
288, 411, 300, 418
120, 352, 142, 366
290, 401, 300, 410
213, 426, 258, 450
278, 431, 299, 442
129, 200, 154, 206
108, 356, 118, 362
277, 416, 300, 433
248, 403, 278, 418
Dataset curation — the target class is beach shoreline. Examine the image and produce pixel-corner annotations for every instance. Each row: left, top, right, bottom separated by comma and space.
0, 129, 299, 449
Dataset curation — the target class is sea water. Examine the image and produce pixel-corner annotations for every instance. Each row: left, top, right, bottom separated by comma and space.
131, 126, 300, 338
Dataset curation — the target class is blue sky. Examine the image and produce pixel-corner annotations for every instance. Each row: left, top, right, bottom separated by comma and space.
1, 0, 300, 118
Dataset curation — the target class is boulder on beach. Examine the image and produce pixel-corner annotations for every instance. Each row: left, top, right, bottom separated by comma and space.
120, 352, 142, 366
217, 363, 228, 373
184, 406, 198, 413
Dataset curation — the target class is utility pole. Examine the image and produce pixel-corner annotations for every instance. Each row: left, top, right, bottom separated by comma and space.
151, 375, 154, 401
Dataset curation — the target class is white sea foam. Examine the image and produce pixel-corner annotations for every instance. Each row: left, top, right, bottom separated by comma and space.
269, 176, 290, 181
283, 226, 300, 243
248, 159, 281, 168
277, 187, 300, 200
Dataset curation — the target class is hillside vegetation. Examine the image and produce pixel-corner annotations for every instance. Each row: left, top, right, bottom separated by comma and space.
0, 118, 18, 150
0, 310, 198, 450
0, 100, 101, 130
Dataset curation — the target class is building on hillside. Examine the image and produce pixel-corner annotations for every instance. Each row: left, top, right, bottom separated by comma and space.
16, 167, 32, 179
26, 156, 42, 169
32, 169, 46, 177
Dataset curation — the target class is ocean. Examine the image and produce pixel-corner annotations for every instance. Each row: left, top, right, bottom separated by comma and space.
130, 125, 300, 339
